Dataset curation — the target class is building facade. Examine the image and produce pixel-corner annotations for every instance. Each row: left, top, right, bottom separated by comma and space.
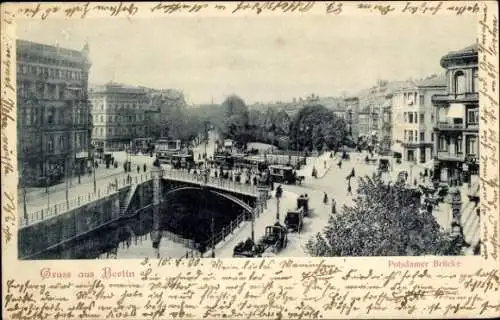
431, 44, 479, 184
391, 75, 446, 163
89, 83, 148, 151
379, 95, 393, 155
17, 40, 92, 187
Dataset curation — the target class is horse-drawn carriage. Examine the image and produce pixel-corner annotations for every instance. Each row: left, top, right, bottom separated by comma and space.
285, 207, 304, 233
285, 194, 311, 233
233, 223, 288, 257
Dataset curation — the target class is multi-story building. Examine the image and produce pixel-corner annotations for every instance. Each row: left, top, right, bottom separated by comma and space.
358, 107, 372, 138
431, 44, 479, 184
17, 40, 92, 187
391, 75, 446, 163
89, 83, 148, 151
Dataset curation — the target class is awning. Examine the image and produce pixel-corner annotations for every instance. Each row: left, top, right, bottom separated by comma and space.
75, 151, 88, 159
447, 103, 465, 118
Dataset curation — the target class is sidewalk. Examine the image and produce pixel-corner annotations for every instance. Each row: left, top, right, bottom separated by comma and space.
297, 152, 336, 179
214, 190, 298, 258
20, 152, 157, 206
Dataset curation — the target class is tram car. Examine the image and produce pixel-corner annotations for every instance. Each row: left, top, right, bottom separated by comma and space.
268, 165, 304, 185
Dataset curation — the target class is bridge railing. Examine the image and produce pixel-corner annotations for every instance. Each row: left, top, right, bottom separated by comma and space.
19, 172, 155, 228
161, 169, 258, 196
181, 210, 249, 258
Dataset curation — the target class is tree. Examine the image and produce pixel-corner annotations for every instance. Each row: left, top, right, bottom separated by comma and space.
290, 104, 347, 152
306, 176, 463, 256
220, 95, 249, 147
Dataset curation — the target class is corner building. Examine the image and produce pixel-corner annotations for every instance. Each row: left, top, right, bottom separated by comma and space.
431, 44, 479, 184
391, 75, 446, 163
89, 83, 148, 152
16, 40, 92, 187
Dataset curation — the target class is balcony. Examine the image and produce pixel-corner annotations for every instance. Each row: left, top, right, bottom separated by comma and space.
432, 92, 479, 104
437, 151, 465, 162
402, 141, 433, 148
434, 122, 464, 131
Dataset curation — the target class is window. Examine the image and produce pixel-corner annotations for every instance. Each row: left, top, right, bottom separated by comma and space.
419, 94, 424, 106
467, 108, 479, 124
100, 128, 103, 136
438, 135, 447, 151
431, 133, 435, 142
100, 115, 103, 123
408, 113, 413, 123
473, 69, 478, 93
456, 135, 463, 153
420, 132, 425, 142
414, 112, 418, 124
47, 135, 54, 152
419, 113, 425, 124
454, 71, 466, 94
59, 135, 65, 149
404, 112, 408, 122
33, 109, 38, 125
408, 130, 414, 142
47, 108, 54, 124
466, 136, 477, 155
76, 133, 81, 147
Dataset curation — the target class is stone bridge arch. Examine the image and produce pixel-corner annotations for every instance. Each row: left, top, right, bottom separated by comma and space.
161, 186, 254, 214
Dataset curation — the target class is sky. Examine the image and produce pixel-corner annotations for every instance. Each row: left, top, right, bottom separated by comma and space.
17, 14, 477, 105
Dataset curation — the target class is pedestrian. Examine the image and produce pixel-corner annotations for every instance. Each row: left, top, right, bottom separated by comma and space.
123, 162, 127, 173
137, 165, 140, 174
323, 192, 328, 205
347, 182, 352, 196
324, 160, 327, 169
331, 198, 336, 214
143, 163, 147, 172
338, 160, 342, 169
404, 171, 408, 181
351, 168, 355, 177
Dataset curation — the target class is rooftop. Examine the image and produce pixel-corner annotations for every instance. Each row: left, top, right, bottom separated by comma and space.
440, 43, 478, 67
16, 39, 88, 58
416, 74, 447, 87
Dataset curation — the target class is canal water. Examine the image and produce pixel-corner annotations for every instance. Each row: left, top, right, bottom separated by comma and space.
31, 189, 247, 259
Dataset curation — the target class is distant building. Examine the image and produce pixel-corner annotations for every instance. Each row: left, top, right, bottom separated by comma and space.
431, 44, 479, 184
17, 39, 92, 187
89, 83, 148, 151
391, 75, 446, 163
357, 107, 372, 138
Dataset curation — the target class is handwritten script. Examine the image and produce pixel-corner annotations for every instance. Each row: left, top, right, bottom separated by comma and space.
2, 258, 500, 319
0, 1, 482, 21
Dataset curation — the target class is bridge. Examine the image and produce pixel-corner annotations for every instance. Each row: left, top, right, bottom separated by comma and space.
18, 168, 266, 259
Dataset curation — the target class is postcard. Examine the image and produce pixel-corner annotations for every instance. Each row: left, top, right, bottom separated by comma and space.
1, 1, 499, 319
